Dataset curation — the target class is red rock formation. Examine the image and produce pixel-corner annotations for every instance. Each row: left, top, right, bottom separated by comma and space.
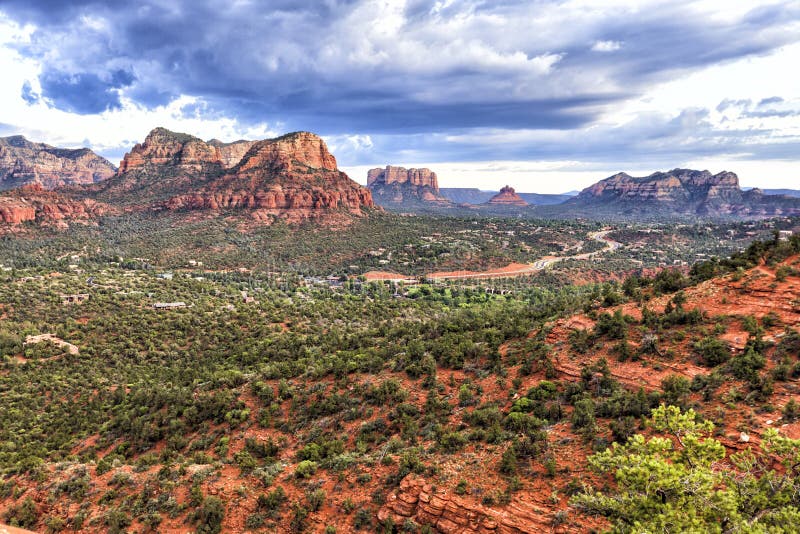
0, 185, 113, 226
368, 166, 439, 190
237, 132, 338, 173
0, 135, 116, 190
378, 476, 577, 533
579, 169, 737, 204
117, 129, 258, 175
367, 165, 450, 205
117, 128, 220, 173
165, 132, 374, 223
488, 186, 528, 206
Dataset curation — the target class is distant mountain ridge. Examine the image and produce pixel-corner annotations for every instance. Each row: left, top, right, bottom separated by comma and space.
439, 188, 572, 205
755, 188, 800, 198
568, 168, 800, 217
0, 135, 116, 190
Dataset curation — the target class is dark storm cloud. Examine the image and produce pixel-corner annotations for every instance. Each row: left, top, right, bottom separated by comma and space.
38, 69, 135, 114
2, 0, 800, 165
338, 105, 800, 167
20, 81, 38, 105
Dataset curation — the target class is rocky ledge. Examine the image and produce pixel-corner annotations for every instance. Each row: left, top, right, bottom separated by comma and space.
378, 476, 575, 533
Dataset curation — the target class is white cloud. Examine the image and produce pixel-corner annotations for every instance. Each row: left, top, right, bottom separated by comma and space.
0, 15, 280, 164
591, 40, 622, 52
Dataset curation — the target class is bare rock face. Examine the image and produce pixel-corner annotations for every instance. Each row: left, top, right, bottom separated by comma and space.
573, 168, 800, 217
378, 476, 570, 533
0, 135, 116, 190
0, 185, 113, 226
118, 129, 258, 174
487, 185, 528, 206
367, 165, 450, 205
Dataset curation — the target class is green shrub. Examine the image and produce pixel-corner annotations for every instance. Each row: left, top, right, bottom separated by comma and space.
694, 337, 730, 367
295, 460, 318, 478
4, 497, 39, 529
195, 496, 225, 534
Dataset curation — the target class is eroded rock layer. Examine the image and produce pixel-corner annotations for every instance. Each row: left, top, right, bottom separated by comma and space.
0, 185, 113, 226
162, 131, 374, 222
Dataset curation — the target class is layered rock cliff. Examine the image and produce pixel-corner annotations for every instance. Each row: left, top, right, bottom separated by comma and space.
571, 169, 800, 217
487, 185, 528, 206
368, 166, 439, 189
0, 185, 113, 226
0, 135, 116, 190
367, 165, 450, 205
101, 128, 373, 224
161, 131, 374, 222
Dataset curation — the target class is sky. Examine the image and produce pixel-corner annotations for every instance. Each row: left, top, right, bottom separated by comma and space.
0, 0, 799, 193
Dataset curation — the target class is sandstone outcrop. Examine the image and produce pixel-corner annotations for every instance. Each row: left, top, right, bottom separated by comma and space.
0, 135, 116, 190
164, 131, 374, 222
367, 165, 450, 205
368, 166, 439, 189
0, 185, 112, 226
578, 169, 741, 204
487, 186, 528, 206
117, 128, 256, 174
102, 128, 374, 224
378, 476, 575, 533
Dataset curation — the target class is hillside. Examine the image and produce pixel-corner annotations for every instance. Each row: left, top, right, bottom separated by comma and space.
0, 136, 116, 190
1, 233, 799, 532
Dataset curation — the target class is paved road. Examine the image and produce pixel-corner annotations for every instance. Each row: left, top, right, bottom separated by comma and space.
427, 229, 622, 281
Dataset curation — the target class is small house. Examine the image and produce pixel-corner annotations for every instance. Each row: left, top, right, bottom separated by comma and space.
153, 302, 186, 309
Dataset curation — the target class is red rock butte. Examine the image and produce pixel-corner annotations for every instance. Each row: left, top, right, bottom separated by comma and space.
367, 165, 450, 203
117, 128, 374, 223
488, 185, 528, 206
367, 166, 439, 191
